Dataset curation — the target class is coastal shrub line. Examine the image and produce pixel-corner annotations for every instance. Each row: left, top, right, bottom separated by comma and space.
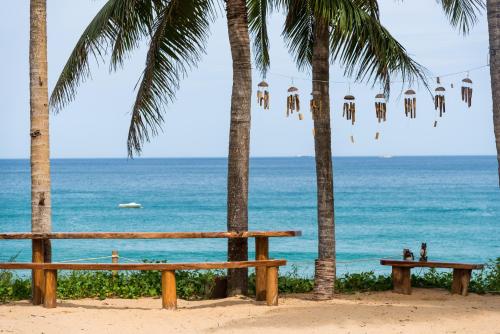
1, 258, 498, 303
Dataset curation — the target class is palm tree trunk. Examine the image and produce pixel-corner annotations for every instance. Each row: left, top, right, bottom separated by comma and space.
225, 0, 252, 296
311, 19, 335, 299
487, 0, 500, 187
30, 0, 52, 305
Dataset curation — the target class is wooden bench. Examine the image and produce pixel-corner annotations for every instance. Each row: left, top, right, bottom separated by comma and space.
0, 260, 285, 309
380, 259, 484, 296
0, 230, 301, 308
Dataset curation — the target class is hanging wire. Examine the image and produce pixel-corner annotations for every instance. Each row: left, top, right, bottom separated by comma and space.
262, 63, 489, 84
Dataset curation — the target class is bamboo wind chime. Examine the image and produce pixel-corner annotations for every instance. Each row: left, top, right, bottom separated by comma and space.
286, 86, 300, 118
257, 80, 270, 109
343, 94, 356, 143
343, 95, 356, 125
461, 77, 473, 108
404, 89, 417, 119
374, 93, 387, 123
374, 93, 387, 140
434, 85, 446, 118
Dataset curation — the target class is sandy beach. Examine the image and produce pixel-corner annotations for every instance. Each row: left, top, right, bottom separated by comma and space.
0, 289, 498, 334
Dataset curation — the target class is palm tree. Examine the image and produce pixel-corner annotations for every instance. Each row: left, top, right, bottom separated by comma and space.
250, 0, 483, 299
50, 0, 250, 295
487, 0, 500, 187
30, 0, 52, 305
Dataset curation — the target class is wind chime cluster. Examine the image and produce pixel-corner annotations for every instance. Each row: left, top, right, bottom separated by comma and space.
254, 69, 477, 144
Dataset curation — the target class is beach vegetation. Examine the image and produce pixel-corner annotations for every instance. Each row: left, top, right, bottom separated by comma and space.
1, 259, 498, 303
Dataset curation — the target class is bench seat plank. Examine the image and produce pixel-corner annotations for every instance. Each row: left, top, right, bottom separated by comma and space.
0, 259, 286, 271
0, 231, 301, 240
380, 259, 483, 270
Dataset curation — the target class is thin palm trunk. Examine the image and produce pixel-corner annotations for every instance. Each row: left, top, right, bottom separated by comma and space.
30, 0, 52, 305
487, 0, 500, 187
226, 0, 252, 296
311, 19, 335, 299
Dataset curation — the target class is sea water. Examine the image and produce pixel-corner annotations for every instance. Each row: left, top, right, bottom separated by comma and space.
0, 156, 499, 276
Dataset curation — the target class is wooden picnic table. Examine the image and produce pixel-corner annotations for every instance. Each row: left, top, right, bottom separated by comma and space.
0, 230, 301, 309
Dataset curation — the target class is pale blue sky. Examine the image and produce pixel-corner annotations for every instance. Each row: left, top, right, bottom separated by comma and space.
0, 0, 493, 158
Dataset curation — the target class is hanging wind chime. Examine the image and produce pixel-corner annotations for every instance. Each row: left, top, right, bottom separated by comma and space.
343, 95, 356, 125
434, 83, 446, 118
286, 86, 300, 118
342, 93, 356, 143
461, 77, 473, 108
404, 89, 417, 119
256, 80, 270, 110
374, 93, 386, 140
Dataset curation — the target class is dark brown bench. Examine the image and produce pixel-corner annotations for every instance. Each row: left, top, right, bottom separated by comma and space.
380, 259, 484, 296
0, 230, 301, 308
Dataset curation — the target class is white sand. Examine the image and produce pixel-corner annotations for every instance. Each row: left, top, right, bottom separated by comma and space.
1, 289, 499, 334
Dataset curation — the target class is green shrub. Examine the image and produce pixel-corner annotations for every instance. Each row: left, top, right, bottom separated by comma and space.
1, 258, 498, 303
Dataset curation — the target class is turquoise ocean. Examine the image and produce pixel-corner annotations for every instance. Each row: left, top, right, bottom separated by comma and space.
0, 156, 499, 276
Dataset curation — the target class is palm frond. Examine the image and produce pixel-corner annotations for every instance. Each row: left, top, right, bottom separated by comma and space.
282, 0, 428, 94
282, 0, 314, 70
127, 0, 216, 157
50, 0, 158, 112
436, 0, 485, 35
325, 0, 429, 94
248, 0, 272, 76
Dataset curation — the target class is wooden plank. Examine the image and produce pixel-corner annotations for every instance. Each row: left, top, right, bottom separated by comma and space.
32, 239, 44, 305
380, 259, 483, 270
255, 237, 269, 301
0, 231, 302, 240
0, 259, 287, 271
43, 269, 57, 308
392, 266, 411, 295
266, 266, 279, 306
451, 269, 472, 296
161, 270, 177, 310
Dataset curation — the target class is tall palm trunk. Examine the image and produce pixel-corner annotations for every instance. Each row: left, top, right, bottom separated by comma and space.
311, 20, 335, 299
30, 0, 52, 305
225, 0, 252, 296
487, 0, 500, 187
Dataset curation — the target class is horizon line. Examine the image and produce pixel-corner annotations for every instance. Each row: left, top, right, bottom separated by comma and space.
0, 154, 496, 160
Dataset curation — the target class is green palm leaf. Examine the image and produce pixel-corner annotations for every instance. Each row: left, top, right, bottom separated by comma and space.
128, 0, 216, 156
436, 0, 485, 35
50, 0, 217, 157
50, 0, 159, 111
248, 0, 272, 76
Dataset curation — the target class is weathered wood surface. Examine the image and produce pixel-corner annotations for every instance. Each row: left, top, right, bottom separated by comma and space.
266, 266, 279, 306
380, 259, 483, 270
451, 268, 472, 296
161, 270, 177, 310
32, 239, 44, 305
43, 269, 57, 308
255, 236, 269, 301
0, 259, 286, 271
392, 266, 411, 295
0, 231, 301, 240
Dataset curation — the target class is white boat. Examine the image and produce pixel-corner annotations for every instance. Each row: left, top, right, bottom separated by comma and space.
118, 202, 142, 208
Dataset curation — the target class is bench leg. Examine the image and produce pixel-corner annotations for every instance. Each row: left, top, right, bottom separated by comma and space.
392, 267, 411, 295
162, 270, 177, 310
266, 266, 278, 306
255, 237, 269, 301
451, 269, 471, 296
43, 270, 57, 308
32, 240, 45, 305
